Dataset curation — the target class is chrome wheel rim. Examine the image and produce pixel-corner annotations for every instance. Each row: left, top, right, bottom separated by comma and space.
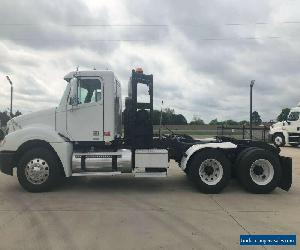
25, 158, 49, 185
199, 159, 223, 185
250, 159, 274, 185
274, 136, 282, 146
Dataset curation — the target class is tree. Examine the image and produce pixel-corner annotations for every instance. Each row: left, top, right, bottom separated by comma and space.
0, 110, 22, 127
13, 110, 22, 118
152, 110, 161, 125
209, 118, 221, 125
223, 120, 238, 125
0, 111, 10, 127
252, 111, 262, 125
162, 108, 175, 125
134, 108, 187, 125
238, 120, 249, 126
174, 114, 187, 125
190, 115, 205, 125
277, 108, 290, 122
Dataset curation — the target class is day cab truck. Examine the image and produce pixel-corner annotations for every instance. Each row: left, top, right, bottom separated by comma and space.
0, 69, 292, 193
270, 103, 300, 147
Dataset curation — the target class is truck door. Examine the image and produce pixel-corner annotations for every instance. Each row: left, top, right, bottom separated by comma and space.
67, 77, 103, 141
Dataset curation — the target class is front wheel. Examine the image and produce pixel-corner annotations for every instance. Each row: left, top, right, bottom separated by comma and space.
17, 148, 63, 192
188, 149, 231, 193
273, 133, 285, 147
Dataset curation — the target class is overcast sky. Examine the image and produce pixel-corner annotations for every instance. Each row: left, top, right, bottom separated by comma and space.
0, 0, 300, 122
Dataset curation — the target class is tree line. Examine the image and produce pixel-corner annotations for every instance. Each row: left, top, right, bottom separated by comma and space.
152, 107, 292, 125
151, 108, 263, 125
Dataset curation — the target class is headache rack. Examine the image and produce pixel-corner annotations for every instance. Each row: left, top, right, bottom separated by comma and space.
124, 69, 154, 149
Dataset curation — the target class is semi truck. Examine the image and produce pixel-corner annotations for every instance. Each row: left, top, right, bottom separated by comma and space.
270, 103, 300, 147
0, 69, 292, 193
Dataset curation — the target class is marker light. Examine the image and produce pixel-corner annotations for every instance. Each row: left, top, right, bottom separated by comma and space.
135, 67, 143, 73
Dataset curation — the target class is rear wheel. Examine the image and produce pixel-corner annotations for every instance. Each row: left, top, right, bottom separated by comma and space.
236, 148, 281, 193
17, 148, 62, 192
188, 150, 231, 193
273, 133, 285, 147
233, 147, 256, 177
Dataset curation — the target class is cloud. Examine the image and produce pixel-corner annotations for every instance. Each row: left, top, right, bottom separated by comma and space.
0, 0, 300, 122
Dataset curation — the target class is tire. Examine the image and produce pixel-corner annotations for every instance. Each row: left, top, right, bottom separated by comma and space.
233, 147, 256, 177
188, 149, 231, 193
273, 133, 285, 147
236, 148, 281, 194
17, 147, 63, 192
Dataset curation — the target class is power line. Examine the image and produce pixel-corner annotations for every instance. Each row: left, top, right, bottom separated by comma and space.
2, 38, 155, 42
0, 21, 300, 27
1, 36, 288, 42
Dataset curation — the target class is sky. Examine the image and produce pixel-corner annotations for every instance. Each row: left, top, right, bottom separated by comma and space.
0, 0, 300, 123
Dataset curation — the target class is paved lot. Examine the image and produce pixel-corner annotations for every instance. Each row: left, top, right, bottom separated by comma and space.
0, 147, 299, 250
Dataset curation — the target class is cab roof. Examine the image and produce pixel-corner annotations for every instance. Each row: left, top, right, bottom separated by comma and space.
64, 70, 115, 82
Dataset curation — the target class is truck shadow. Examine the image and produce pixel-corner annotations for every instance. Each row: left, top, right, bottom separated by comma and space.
58, 175, 196, 193
54, 175, 248, 195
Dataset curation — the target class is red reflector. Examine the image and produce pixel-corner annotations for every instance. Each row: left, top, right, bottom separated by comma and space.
104, 131, 111, 136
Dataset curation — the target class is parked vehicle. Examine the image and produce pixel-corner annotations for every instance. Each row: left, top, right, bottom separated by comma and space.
0, 69, 292, 193
270, 103, 300, 147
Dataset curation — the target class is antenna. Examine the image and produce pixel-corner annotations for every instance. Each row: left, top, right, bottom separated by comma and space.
159, 100, 164, 139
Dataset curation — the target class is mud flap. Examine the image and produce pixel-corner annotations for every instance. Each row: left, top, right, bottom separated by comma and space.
279, 156, 292, 191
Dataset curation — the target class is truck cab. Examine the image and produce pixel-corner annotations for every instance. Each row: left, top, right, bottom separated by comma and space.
61, 70, 122, 142
270, 103, 300, 147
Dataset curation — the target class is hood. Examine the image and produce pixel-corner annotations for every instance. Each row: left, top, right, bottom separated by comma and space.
271, 121, 284, 128
7, 107, 56, 133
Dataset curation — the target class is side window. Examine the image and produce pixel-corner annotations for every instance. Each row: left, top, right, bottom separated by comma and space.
77, 79, 102, 104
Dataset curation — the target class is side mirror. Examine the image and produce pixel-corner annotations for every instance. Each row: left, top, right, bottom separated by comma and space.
69, 77, 78, 106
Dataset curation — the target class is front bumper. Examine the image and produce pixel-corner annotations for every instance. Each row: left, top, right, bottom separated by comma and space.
0, 151, 15, 176
279, 156, 292, 191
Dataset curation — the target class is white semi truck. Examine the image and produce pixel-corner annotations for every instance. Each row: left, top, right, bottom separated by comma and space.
0, 69, 292, 193
270, 103, 300, 147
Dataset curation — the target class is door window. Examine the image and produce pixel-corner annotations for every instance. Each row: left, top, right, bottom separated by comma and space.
78, 79, 102, 104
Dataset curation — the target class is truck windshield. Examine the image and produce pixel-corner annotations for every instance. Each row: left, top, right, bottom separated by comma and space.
288, 111, 300, 121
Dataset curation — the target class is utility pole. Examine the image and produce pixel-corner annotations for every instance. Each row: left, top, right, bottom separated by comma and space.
250, 80, 255, 140
6, 76, 13, 118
